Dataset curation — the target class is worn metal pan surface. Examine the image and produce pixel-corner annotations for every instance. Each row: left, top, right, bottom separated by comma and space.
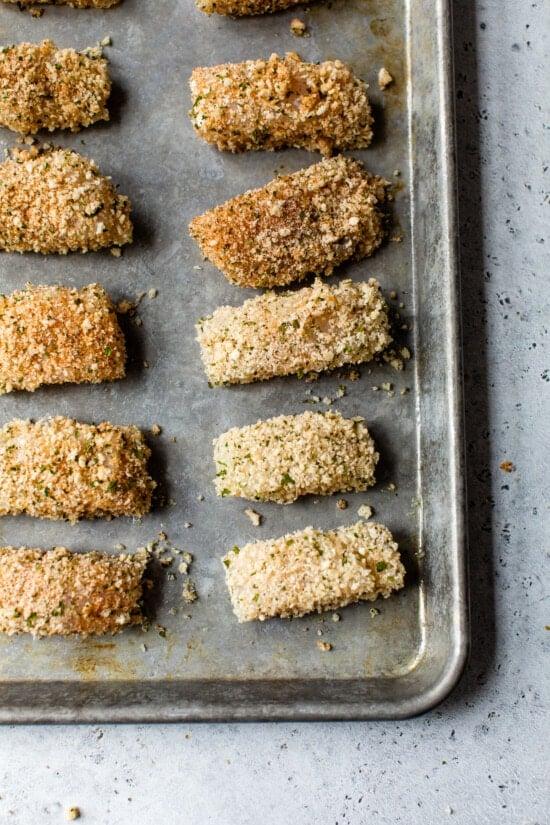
0, 0, 466, 721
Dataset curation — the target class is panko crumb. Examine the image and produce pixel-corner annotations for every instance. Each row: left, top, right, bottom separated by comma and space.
244, 508, 262, 526
0, 146, 132, 254
189, 156, 387, 289
0, 417, 155, 522
383, 348, 405, 371
316, 640, 332, 652
499, 460, 515, 473
196, 0, 306, 15
214, 411, 378, 504
0, 283, 126, 394
0, 40, 110, 135
197, 278, 392, 386
0, 546, 148, 637
190, 52, 373, 156
357, 504, 373, 520
222, 521, 405, 621
182, 579, 198, 603
290, 18, 307, 36
378, 67, 394, 89
65, 807, 81, 821
336, 498, 348, 511
150, 424, 162, 436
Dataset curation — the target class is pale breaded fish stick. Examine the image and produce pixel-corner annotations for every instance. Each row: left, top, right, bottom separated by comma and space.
196, 277, 391, 386
0, 546, 148, 637
0, 417, 155, 522
189, 157, 387, 288
2, 0, 120, 8
189, 52, 373, 155
0, 283, 125, 394
222, 521, 405, 621
196, 0, 307, 15
214, 411, 378, 503
0, 147, 132, 254
0, 40, 110, 135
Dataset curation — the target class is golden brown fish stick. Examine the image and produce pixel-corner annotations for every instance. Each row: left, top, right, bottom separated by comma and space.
0, 284, 126, 394
0, 417, 155, 522
196, 0, 307, 15
213, 411, 378, 503
196, 278, 392, 386
190, 52, 373, 155
0, 546, 148, 637
189, 157, 387, 288
2, 0, 120, 8
0, 40, 110, 135
0, 147, 132, 254
222, 521, 405, 622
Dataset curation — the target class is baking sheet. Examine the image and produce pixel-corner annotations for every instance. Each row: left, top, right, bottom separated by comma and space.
0, 0, 467, 721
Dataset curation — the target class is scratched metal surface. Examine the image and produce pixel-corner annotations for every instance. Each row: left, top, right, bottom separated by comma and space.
0, 0, 466, 720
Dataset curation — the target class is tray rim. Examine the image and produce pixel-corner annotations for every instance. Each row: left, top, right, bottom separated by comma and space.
0, 0, 468, 723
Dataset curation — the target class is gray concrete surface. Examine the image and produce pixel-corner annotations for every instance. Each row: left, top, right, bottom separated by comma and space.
0, 1, 548, 823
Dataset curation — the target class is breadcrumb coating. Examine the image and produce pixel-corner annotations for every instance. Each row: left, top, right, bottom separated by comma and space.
0, 417, 155, 522
0, 283, 126, 394
0, 146, 132, 254
190, 157, 386, 288
0, 41, 110, 135
189, 52, 373, 155
196, 0, 306, 15
196, 277, 391, 386
214, 411, 378, 503
1, 0, 120, 7
0, 546, 148, 637
222, 521, 405, 621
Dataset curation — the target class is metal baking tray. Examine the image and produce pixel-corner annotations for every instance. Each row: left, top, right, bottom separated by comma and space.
0, 0, 467, 722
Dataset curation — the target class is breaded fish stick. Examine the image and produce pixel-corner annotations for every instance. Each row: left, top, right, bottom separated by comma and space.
0, 147, 132, 254
0, 417, 155, 522
0, 284, 125, 394
222, 521, 405, 621
2, 0, 120, 8
0, 40, 110, 135
189, 52, 373, 155
196, 0, 307, 15
0, 546, 148, 637
196, 277, 391, 386
189, 157, 387, 288
214, 411, 378, 503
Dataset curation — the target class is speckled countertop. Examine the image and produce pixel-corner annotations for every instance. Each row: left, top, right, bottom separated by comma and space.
0, 1, 548, 823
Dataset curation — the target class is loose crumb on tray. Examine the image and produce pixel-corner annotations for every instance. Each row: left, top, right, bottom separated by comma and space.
290, 18, 307, 36
378, 67, 394, 89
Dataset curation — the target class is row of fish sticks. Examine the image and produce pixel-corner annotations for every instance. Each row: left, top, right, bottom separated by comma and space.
0, 20, 405, 634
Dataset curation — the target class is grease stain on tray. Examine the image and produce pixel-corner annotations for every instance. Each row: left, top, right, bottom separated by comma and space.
71, 645, 138, 681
